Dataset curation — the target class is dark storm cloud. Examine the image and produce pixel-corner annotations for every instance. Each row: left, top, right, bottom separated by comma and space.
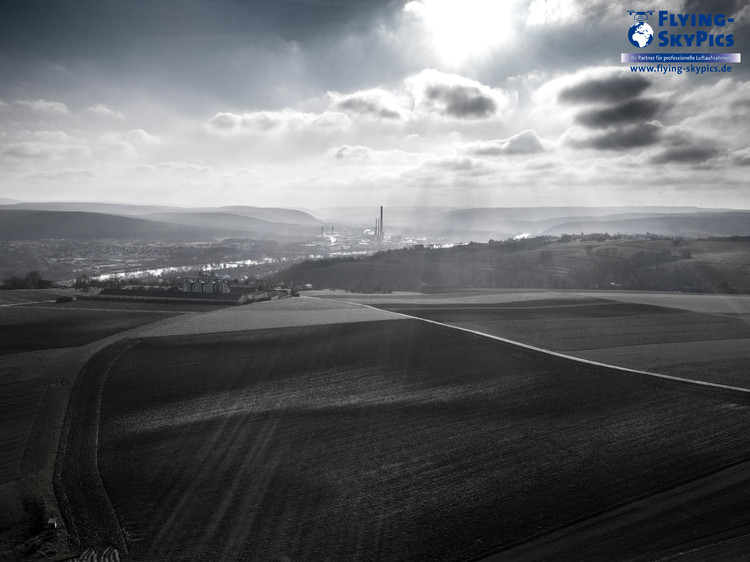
558, 76, 651, 104
0, 0, 387, 52
731, 98, 750, 111
405, 70, 510, 120
329, 89, 405, 120
650, 145, 722, 164
682, 0, 742, 16
0, 0, 397, 108
424, 85, 497, 119
334, 97, 401, 119
575, 98, 661, 128
566, 122, 662, 150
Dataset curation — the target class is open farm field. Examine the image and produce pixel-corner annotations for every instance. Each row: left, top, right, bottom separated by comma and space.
0, 289, 72, 306
55, 299, 226, 313
0, 299, 214, 559
138, 294, 404, 338
572, 290, 750, 315
0, 348, 76, 559
0, 378, 47, 484
94, 317, 750, 561
376, 299, 750, 351
0, 303, 183, 355
311, 288, 750, 315
333, 291, 750, 389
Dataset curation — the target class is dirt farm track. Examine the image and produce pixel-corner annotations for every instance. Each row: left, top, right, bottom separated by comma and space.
2, 289, 750, 561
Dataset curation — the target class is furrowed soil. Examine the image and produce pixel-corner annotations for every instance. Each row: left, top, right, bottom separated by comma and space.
0, 289, 70, 306
97, 317, 750, 561
0, 299, 194, 560
0, 305, 182, 355
376, 299, 750, 351
372, 298, 750, 388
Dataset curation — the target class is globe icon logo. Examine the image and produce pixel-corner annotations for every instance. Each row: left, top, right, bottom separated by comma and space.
628, 22, 654, 48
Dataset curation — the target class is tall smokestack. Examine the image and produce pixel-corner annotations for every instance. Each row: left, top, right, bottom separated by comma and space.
380, 206, 384, 238
375, 218, 379, 237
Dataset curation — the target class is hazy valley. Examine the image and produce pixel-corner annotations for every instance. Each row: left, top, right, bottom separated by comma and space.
2, 202, 750, 561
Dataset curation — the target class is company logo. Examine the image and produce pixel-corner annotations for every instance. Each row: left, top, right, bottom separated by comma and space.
621, 9, 741, 71
627, 10, 655, 48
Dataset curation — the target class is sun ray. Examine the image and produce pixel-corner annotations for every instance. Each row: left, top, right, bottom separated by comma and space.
404, 0, 518, 64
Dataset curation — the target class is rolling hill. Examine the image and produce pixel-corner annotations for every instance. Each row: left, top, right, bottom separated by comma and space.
0, 201, 323, 226
0, 201, 179, 216
0, 209, 320, 241
540, 212, 750, 238
0, 210, 315, 241
141, 211, 320, 236
273, 236, 750, 294
315, 206, 748, 241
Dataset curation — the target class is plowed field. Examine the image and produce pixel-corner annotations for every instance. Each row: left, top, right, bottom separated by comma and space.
0, 305, 182, 355
97, 317, 750, 561
370, 297, 750, 389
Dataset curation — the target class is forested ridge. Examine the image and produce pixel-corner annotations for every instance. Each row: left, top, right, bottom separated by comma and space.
274, 235, 750, 294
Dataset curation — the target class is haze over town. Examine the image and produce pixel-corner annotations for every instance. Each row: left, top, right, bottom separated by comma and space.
1, 0, 748, 211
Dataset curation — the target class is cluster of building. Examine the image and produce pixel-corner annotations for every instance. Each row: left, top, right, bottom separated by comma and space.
182, 277, 231, 294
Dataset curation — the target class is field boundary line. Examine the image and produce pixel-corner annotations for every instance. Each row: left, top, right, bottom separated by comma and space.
0, 300, 57, 308
340, 300, 750, 395
477, 457, 750, 561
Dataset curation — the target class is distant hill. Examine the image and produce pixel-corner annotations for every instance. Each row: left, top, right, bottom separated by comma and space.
540, 212, 750, 238
0, 201, 324, 226
142, 212, 319, 236
435, 206, 716, 223
0, 210, 221, 240
4, 202, 748, 242
0, 209, 317, 241
0, 201, 179, 216
314, 206, 746, 241
0, 205, 322, 241
431, 208, 746, 239
317, 206, 458, 227
274, 236, 750, 294
213, 206, 323, 226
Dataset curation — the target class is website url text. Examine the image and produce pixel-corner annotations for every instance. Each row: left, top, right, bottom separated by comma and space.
630, 63, 734, 75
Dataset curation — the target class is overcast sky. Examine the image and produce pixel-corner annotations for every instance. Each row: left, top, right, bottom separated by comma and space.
0, 0, 748, 210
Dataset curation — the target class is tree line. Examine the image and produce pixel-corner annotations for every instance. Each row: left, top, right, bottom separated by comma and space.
1, 270, 54, 290
271, 236, 750, 294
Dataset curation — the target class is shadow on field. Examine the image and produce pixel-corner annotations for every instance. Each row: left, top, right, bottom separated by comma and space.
85, 319, 750, 561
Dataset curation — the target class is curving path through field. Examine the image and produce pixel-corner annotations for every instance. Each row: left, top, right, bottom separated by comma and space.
344, 299, 750, 395
312, 293, 750, 560
53, 293, 750, 560
53, 297, 403, 556
89, 294, 750, 561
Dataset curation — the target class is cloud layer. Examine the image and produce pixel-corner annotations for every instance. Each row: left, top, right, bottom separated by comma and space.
0, 0, 747, 209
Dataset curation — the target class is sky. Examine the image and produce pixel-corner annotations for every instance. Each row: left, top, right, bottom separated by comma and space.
0, 0, 748, 210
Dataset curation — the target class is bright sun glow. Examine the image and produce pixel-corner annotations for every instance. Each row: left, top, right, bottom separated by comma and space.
404, 0, 517, 64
